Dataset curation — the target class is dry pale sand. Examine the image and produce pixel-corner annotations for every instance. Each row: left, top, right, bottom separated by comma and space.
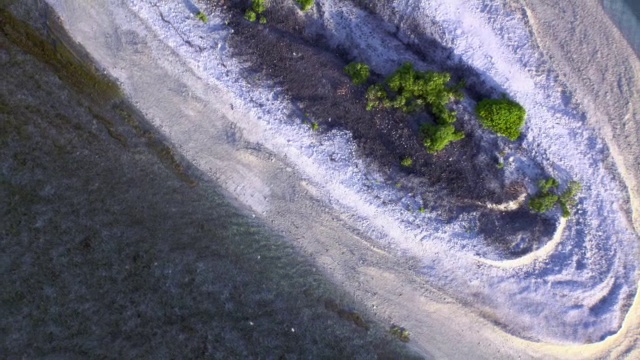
25, 0, 640, 358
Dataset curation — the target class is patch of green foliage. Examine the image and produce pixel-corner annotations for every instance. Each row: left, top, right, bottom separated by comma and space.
538, 177, 559, 193
529, 178, 581, 217
421, 123, 465, 154
245, 9, 257, 22
366, 84, 388, 111
558, 181, 582, 217
529, 193, 559, 214
476, 98, 526, 140
384, 63, 463, 124
496, 160, 504, 169
296, 0, 314, 12
344, 62, 370, 85
246, 0, 267, 22
400, 157, 413, 167
252, 0, 266, 13
362, 62, 466, 153
389, 325, 410, 343
196, 11, 208, 23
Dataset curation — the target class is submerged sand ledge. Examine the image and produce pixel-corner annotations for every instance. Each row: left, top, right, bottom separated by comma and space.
5, 0, 639, 357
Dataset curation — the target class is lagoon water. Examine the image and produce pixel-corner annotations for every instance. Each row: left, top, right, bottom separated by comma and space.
602, 0, 640, 57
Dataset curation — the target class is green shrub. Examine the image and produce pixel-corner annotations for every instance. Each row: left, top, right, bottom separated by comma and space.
476, 98, 526, 140
344, 62, 370, 85
421, 123, 465, 154
389, 325, 410, 342
361, 62, 466, 153
385, 63, 462, 124
529, 178, 581, 217
366, 84, 388, 111
296, 0, 314, 12
252, 0, 266, 14
400, 157, 413, 167
529, 193, 559, 213
244, 9, 257, 22
196, 11, 208, 23
245, 0, 267, 22
558, 181, 581, 217
538, 178, 559, 193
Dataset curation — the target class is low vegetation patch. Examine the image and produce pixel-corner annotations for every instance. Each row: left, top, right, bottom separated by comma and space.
296, 0, 314, 12
558, 181, 582, 217
358, 62, 466, 153
245, 0, 267, 23
389, 325, 410, 342
476, 98, 526, 140
365, 84, 388, 111
196, 11, 208, 23
400, 157, 413, 167
379, 63, 463, 124
344, 62, 370, 85
421, 123, 465, 154
529, 178, 581, 217
529, 193, 559, 214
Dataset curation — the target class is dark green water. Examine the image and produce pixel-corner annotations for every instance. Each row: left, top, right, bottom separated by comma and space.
602, 0, 640, 57
0, 5, 422, 359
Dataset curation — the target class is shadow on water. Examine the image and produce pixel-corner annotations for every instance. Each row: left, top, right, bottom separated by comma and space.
602, 0, 640, 58
0, 3, 424, 358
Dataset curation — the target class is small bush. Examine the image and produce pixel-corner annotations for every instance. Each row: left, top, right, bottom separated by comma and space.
389, 325, 410, 342
529, 178, 581, 217
244, 9, 257, 22
421, 123, 465, 154
476, 98, 526, 140
400, 157, 413, 167
252, 0, 266, 14
529, 193, 559, 213
196, 11, 208, 23
296, 0, 314, 12
366, 84, 388, 111
245, 0, 266, 22
538, 178, 559, 193
558, 181, 581, 217
385, 63, 462, 124
344, 62, 370, 85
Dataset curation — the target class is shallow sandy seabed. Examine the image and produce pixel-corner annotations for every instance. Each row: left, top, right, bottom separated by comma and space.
9, 0, 640, 357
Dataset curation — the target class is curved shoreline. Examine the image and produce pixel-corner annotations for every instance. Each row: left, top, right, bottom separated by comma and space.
17, 0, 640, 357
